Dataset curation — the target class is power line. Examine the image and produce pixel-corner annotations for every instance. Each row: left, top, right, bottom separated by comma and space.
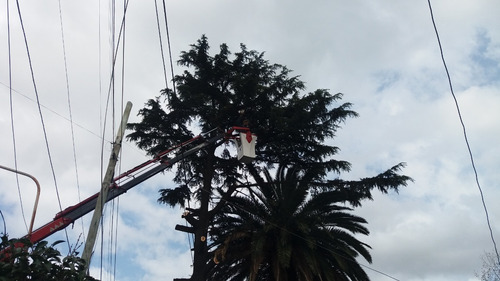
99, 0, 103, 150
6, 0, 29, 233
112, 198, 119, 281
99, 1, 117, 279
0, 82, 145, 157
57, 0, 86, 243
161, 0, 177, 96
1, 82, 106, 140
100, 0, 129, 154
119, 0, 126, 126
111, 1, 127, 279
110, 0, 117, 140
14, 0, 71, 250
0, 210, 6, 235
154, 0, 169, 88
97, 1, 128, 278
426, 0, 500, 265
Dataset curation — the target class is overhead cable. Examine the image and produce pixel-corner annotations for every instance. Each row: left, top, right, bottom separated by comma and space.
57, 0, 86, 242
6, 0, 29, 233
154, 0, 169, 88
100, 0, 129, 157
161, 0, 177, 95
14, 0, 71, 251
0, 210, 6, 235
426, 0, 500, 264
0, 81, 145, 156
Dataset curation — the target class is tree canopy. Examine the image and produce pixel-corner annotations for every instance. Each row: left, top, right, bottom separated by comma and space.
127, 35, 412, 281
0, 235, 97, 281
208, 165, 373, 281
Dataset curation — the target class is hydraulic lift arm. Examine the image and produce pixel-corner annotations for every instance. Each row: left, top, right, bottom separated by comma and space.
25, 127, 254, 244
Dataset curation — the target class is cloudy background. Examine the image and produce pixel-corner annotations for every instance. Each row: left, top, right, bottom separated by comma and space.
1, 1, 499, 280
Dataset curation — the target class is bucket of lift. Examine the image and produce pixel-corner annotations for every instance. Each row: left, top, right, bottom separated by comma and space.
234, 131, 257, 163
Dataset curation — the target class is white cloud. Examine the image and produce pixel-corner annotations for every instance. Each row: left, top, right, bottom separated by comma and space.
1, 1, 499, 280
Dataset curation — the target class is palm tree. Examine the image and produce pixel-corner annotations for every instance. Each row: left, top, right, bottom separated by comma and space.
207, 165, 373, 281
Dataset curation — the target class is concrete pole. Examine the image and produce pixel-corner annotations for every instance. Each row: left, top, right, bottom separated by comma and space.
81, 101, 132, 270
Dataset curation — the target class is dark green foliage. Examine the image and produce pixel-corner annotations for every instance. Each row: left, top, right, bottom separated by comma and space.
0, 235, 97, 281
208, 165, 373, 281
158, 184, 191, 208
127, 35, 412, 281
315, 163, 413, 207
127, 35, 359, 206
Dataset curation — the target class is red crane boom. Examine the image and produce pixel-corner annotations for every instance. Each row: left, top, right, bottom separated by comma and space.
24, 126, 254, 244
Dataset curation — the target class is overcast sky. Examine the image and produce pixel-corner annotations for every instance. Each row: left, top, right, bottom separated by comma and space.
1, 1, 499, 281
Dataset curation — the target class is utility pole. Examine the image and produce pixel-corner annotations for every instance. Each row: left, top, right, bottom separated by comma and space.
81, 101, 132, 270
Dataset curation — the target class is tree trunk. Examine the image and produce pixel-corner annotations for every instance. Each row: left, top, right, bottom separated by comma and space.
190, 147, 216, 281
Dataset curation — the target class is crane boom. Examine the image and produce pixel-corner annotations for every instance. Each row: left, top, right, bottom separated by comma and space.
26, 128, 247, 244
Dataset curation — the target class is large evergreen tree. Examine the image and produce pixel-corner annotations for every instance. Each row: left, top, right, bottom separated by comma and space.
127, 35, 411, 280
